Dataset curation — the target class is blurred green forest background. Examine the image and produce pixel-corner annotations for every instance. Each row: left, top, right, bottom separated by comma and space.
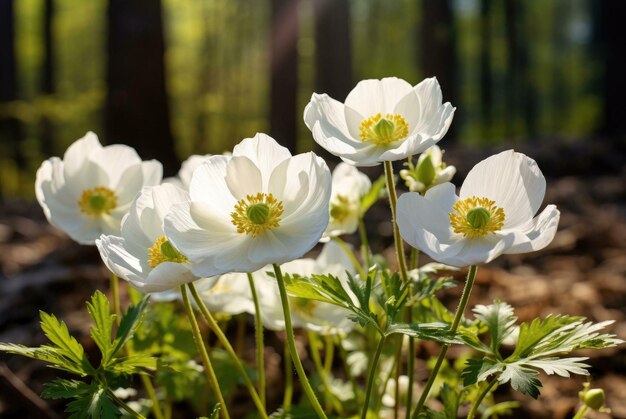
0, 0, 625, 198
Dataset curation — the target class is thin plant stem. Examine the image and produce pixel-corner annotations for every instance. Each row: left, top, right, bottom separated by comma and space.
187, 283, 269, 419
383, 160, 409, 283
110, 273, 121, 326
273, 263, 328, 419
323, 335, 335, 374
332, 236, 368, 280
106, 388, 145, 419
572, 405, 589, 419
109, 272, 165, 419
247, 272, 266, 407
361, 334, 386, 419
282, 339, 293, 410
374, 344, 399, 413
393, 335, 403, 419
358, 217, 371, 270
308, 332, 343, 415
467, 379, 498, 419
411, 265, 478, 418
405, 333, 415, 419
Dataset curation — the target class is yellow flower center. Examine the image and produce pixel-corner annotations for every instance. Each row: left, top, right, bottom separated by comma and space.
231, 193, 284, 237
78, 186, 118, 216
449, 196, 505, 239
329, 195, 353, 223
147, 236, 188, 269
359, 113, 409, 145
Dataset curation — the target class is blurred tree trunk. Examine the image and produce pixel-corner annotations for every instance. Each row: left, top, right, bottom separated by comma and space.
550, 0, 567, 134
517, 3, 536, 138
105, 0, 179, 175
269, 0, 298, 153
312, 0, 352, 159
595, 0, 626, 142
480, 0, 492, 139
40, 0, 55, 156
0, 0, 26, 184
420, 0, 457, 141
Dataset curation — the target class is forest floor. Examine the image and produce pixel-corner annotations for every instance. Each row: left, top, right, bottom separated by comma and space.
0, 141, 624, 418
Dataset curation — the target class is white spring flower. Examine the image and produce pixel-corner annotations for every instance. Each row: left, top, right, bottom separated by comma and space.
397, 150, 560, 267
35, 132, 162, 244
162, 154, 212, 189
96, 184, 196, 292
164, 133, 332, 277
304, 77, 455, 166
322, 163, 371, 241
399, 145, 456, 193
260, 241, 357, 335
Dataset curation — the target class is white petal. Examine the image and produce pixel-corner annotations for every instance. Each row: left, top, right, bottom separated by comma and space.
114, 164, 146, 205
96, 235, 148, 284
143, 262, 197, 293
151, 183, 189, 223
393, 90, 421, 133
424, 182, 457, 213
345, 77, 414, 117
90, 144, 143, 186
226, 156, 262, 199
188, 155, 237, 218
460, 150, 546, 228
304, 94, 358, 143
141, 160, 163, 186
232, 133, 291, 180
62, 132, 102, 180
268, 154, 312, 216
504, 205, 560, 255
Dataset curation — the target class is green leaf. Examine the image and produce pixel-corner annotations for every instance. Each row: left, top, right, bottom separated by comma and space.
472, 301, 517, 353
112, 295, 150, 357
42, 378, 91, 400
208, 403, 221, 419
523, 357, 590, 377
440, 383, 461, 419
498, 362, 542, 399
461, 358, 500, 387
107, 354, 158, 375
39, 311, 87, 367
86, 291, 115, 364
66, 386, 119, 419
385, 322, 463, 344
360, 174, 386, 215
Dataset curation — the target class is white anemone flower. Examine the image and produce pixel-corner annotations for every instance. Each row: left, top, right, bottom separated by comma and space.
199, 272, 258, 316
304, 77, 455, 166
397, 150, 560, 267
322, 163, 371, 241
164, 133, 332, 277
36, 132, 162, 244
96, 183, 196, 292
261, 241, 357, 335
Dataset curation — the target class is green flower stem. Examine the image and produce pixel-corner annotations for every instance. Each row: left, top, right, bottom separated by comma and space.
108, 272, 165, 419
383, 160, 409, 283
393, 335, 403, 419
324, 335, 335, 374
106, 388, 145, 419
283, 339, 294, 410
572, 405, 589, 419
110, 273, 121, 325
187, 283, 269, 419
273, 263, 328, 419
411, 265, 478, 418
246, 272, 266, 408
361, 334, 386, 419
180, 285, 230, 419
405, 334, 415, 419
332, 236, 368, 280
467, 378, 498, 419
308, 332, 343, 415
358, 217, 372, 269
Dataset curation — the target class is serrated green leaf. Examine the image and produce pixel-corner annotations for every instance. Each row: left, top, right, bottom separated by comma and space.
510, 315, 575, 359
42, 378, 91, 400
461, 358, 500, 387
523, 357, 590, 377
208, 403, 221, 419
360, 174, 386, 215
473, 301, 517, 353
385, 322, 462, 344
39, 311, 87, 367
440, 383, 461, 419
107, 354, 158, 375
497, 362, 542, 399
86, 291, 115, 365
67, 386, 119, 419
111, 295, 150, 357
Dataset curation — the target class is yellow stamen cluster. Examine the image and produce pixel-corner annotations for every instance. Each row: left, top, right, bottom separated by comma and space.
147, 236, 188, 269
359, 113, 409, 145
231, 192, 284, 237
291, 296, 319, 318
78, 186, 117, 216
449, 196, 505, 239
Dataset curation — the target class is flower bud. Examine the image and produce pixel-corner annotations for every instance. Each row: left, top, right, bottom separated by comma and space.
582, 388, 606, 411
